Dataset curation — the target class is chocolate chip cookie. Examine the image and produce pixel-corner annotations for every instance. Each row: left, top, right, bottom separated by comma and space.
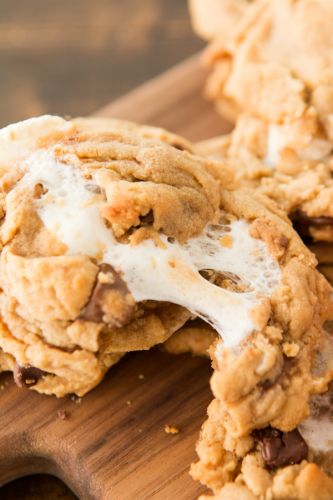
0, 115, 220, 396
1, 115, 333, 500
190, 189, 333, 499
196, 115, 333, 243
200, 0, 333, 130
192, 0, 333, 243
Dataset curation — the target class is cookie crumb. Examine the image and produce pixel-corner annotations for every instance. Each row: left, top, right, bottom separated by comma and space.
138, 374, 145, 380
57, 410, 68, 420
126, 400, 132, 406
138, 428, 142, 433
164, 424, 180, 435
283, 342, 300, 357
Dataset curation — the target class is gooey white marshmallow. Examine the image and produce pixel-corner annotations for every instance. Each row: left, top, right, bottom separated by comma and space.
264, 124, 332, 168
20, 148, 281, 347
299, 390, 333, 453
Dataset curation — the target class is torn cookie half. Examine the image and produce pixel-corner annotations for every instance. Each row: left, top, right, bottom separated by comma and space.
0, 114, 222, 396
1, 115, 333, 499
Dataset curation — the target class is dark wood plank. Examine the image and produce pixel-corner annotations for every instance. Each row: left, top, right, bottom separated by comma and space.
0, 0, 203, 128
0, 351, 212, 500
0, 475, 77, 500
96, 54, 231, 142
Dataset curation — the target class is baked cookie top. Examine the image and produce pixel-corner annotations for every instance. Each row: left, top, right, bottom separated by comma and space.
202, 0, 333, 134
0, 115, 223, 396
0, 114, 329, 401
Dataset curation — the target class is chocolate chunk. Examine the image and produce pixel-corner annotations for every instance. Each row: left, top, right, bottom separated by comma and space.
291, 211, 333, 239
80, 263, 135, 326
253, 427, 308, 469
13, 364, 47, 388
139, 210, 154, 226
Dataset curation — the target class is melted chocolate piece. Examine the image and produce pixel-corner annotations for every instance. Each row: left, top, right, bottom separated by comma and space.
139, 210, 154, 226
80, 263, 135, 326
253, 427, 308, 469
291, 211, 333, 240
13, 364, 47, 388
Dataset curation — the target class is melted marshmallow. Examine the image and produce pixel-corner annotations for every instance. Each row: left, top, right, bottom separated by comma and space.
21, 149, 281, 347
0, 115, 74, 166
300, 414, 333, 453
299, 391, 333, 453
264, 124, 332, 168
299, 335, 333, 453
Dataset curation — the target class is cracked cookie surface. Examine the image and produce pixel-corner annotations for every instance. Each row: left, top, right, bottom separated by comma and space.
196, 114, 333, 243
190, 189, 333, 498
0, 115, 221, 396
192, 0, 333, 242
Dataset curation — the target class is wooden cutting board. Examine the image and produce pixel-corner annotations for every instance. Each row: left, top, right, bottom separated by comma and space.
0, 54, 232, 500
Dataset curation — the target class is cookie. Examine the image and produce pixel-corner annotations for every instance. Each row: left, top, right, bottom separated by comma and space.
201, 0, 333, 131
191, 0, 333, 243
0, 115, 225, 396
195, 115, 333, 242
190, 188, 333, 499
2, 115, 333, 499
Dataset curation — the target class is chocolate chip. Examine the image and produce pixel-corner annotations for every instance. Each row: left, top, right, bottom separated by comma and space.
80, 263, 135, 326
253, 427, 308, 469
13, 364, 47, 388
291, 211, 333, 240
139, 210, 154, 226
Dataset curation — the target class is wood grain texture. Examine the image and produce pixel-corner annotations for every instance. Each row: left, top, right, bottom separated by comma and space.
0, 0, 203, 128
0, 55, 232, 499
96, 54, 231, 141
0, 351, 211, 500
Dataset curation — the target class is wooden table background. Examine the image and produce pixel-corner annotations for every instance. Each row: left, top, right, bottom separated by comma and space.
0, 0, 203, 498
0, 0, 203, 128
